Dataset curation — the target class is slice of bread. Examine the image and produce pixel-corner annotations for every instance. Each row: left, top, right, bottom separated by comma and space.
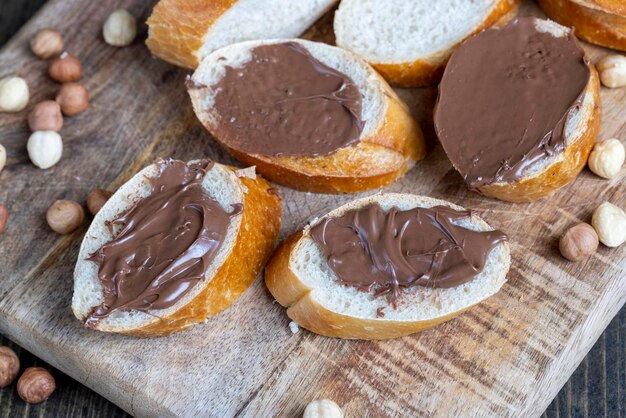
333, 0, 520, 87
72, 160, 281, 336
570, 0, 626, 17
189, 39, 426, 194
539, 0, 626, 51
436, 19, 602, 203
146, 0, 338, 69
265, 194, 511, 340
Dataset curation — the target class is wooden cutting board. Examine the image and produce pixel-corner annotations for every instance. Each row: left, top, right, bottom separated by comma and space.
0, 0, 624, 416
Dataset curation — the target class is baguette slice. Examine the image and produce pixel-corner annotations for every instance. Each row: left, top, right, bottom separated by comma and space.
72, 160, 281, 337
146, 0, 338, 69
265, 194, 511, 340
435, 19, 602, 203
333, 0, 520, 87
570, 0, 626, 17
539, 0, 626, 51
189, 39, 426, 194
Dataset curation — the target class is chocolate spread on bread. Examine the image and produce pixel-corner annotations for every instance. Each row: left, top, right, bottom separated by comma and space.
310, 203, 508, 303
208, 42, 364, 157
84, 159, 241, 326
434, 18, 590, 189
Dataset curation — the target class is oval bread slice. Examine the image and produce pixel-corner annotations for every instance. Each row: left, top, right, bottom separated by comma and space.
265, 193, 511, 340
146, 0, 338, 69
539, 0, 626, 51
189, 39, 426, 194
72, 160, 281, 336
333, 0, 520, 87
475, 20, 602, 203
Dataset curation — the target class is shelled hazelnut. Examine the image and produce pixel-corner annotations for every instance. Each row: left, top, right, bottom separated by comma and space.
0, 204, 8, 235
303, 400, 344, 418
27, 131, 63, 169
588, 138, 625, 179
28, 100, 63, 131
103, 9, 137, 47
86, 188, 112, 216
559, 223, 599, 261
30, 29, 64, 59
598, 55, 626, 88
48, 52, 82, 83
0, 346, 20, 387
592, 202, 626, 247
0, 143, 6, 173
17, 367, 55, 404
0, 76, 29, 112
56, 82, 89, 116
46, 199, 84, 234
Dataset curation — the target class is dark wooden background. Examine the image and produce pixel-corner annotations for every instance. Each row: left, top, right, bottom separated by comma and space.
0, 1, 623, 417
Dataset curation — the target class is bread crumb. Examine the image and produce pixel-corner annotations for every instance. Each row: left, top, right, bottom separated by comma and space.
235, 166, 256, 179
289, 321, 300, 334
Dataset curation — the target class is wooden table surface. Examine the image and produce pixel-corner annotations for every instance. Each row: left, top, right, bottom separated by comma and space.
0, 1, 623, 417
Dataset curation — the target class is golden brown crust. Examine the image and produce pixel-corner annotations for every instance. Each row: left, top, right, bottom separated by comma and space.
126, 166, 281, 337
368, 0, 521, 87
265, 231, 474, 339
538, 0, 626, 51
572, 0, 626, 17
202, 77, 426, 194
477, 68, 601, 203
146, 0, 237, 69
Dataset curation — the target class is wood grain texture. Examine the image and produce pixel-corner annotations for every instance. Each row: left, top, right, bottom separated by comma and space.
0, 1, 624, 417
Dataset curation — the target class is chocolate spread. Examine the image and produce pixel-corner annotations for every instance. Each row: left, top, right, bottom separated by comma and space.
85, 159, 241, 326
434, 18, 590, 189
208, 42, 364, 157
310, 203, 508, 303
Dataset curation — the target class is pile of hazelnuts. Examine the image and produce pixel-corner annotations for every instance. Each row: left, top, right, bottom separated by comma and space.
0, 346, 55, 404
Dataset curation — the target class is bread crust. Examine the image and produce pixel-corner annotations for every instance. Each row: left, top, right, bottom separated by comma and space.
146, 0, 237, 69
539, 0, 626, 51
477, 68, 602, 203
195, 72, 426, 194
362, 0, 521, 87
117, 166, 281, 337
571, 0, 626, 17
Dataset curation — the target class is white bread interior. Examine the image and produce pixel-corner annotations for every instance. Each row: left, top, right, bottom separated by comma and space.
334, 0, 513, 66
190, 38, 386, 146
288, 194, 510, 323
72, 161, 244, 333
198, 0, 338, 59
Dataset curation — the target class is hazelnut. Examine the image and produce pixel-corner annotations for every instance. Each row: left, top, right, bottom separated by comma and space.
0, 143, 6, 173
592, 202, 626, 247
17, 367, 55, 404
0, 346, 20, 387
27, 131, 63, 169
0, 204, 8, 235
48, 52, 82, 83
598, 55, 626, 88
86, 188, 112, 216
103, 9, 137, 47
0, 76, 29, 112
559, 223, 599, 261
30, 29, 64, 59
588, 138, 625, 179
56, 82, 89, 116
46, 199, 84, 234
303, 400, 344, 418
28, 100, 63, 132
